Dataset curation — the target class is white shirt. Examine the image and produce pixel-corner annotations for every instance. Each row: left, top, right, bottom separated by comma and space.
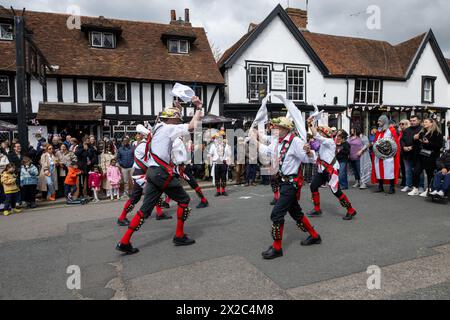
133, 141, 151, 170
209, 142, 231, 163
172, 138, 188, 165
315, 133, 340, 172
260, 134, 316, 176
148, 123, 190, 167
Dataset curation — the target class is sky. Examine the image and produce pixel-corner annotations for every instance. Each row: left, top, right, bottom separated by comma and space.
2, 0, 450, 57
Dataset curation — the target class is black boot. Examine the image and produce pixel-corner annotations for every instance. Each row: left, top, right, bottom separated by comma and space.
196, 201, 209, 209
156, 213, 173, 221
116, 242, 139, 255
222, 191, 229, 197
343, 211, 357, 221
307, 209, 323, 217
215, 192, 221, 197
173, 235, 196, 246
117, 218, 130, 227
301, 235, 322, 246
261, 246, 283, 260
375, 181, 384, 193
388, 180, 396, 194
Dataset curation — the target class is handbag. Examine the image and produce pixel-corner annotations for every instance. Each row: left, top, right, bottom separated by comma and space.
419, 149, 432, 158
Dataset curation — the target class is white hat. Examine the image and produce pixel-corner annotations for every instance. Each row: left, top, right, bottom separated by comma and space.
136, 124, 150, 137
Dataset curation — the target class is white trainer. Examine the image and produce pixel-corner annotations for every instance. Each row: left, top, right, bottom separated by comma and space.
419, 190, 428, 197
430, 190, 438, 196
408, 188, 419, 196
437, 191, 445, 197
418, 188, 425, 194
401, 187, 411, 192
359, 183, 368, 190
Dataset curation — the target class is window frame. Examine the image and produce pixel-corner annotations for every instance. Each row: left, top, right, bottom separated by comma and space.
0, 23, 13, 41
92, 81, 128, 102
90, 31, 116, 49
421, 76, 436, 104
247, 64, 270, 102
354, 79, 381, 105
167, 39, 190, 54
0, 75, 10, 97
286, 67, 306, 102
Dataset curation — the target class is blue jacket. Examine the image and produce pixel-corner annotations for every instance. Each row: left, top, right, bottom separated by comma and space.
117, 145, 134, 168
20, 164, 39, 186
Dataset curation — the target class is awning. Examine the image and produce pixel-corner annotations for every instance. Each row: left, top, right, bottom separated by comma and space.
0, 120, 17, 131
37, 102, 103, 121
201, 114, 235, 125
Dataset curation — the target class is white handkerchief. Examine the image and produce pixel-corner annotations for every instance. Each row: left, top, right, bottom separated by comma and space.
172, 83, 195, 103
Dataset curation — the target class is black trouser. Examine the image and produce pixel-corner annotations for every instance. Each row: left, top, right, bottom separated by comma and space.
183, 165, 200, 191
4, 192, 18, 211
271, 183, 304, 225
129, 169, 145, 206
214, 163, 228, 187
140, 167, 190, 219
22, 185, 37, 204
413, 155, 437, 189
311, 170, 343, 198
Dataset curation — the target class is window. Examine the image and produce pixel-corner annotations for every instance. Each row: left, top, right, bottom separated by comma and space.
287, 67, 305, 102
168, 39, 189, 54
90, 32, 116, 48
248, 65, 269, 102
0, 76, 9, 97
422, 76, 436, 103
92, 81, 127, 102
354, 79, 381, 104
0, 24, 13, 40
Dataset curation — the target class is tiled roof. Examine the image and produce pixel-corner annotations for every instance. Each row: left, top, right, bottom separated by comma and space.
218, 5, 429, 79
0, 7, 224, 84
302, 31, 426, 78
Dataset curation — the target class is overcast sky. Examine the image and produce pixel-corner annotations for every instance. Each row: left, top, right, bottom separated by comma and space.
2, 0, 450, 57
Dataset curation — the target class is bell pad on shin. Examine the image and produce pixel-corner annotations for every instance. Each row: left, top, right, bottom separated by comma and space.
296, 220, 308, 233
180, 206, 191, 222
271, 223, 283, 241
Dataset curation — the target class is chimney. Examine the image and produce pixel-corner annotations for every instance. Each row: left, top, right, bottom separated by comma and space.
170, 9, 176, 22
185, 8, 190, 23
286, 7, 308, 30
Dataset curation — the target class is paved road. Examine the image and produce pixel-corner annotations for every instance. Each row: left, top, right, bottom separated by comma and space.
0, 183, 449, 300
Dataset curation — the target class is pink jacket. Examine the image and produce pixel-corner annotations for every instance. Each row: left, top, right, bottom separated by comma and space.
88, 172, 102, 189
107, 165, 122, 186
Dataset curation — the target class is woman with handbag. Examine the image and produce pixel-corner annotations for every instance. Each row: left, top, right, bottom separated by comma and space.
409, 118, 444, 197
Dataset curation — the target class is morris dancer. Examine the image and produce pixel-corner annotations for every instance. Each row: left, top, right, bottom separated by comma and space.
117, 125, 172, 227
116, 96, 203, 254
254, 117, 322, 260
372, 115, 400, 194
209, 134, 231, 196
307, 118, 358, 221
172, 136, 209, 209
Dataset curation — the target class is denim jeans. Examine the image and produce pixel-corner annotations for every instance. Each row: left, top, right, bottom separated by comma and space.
432, 172, 450, 192
404, 159, 424, 188
46, 176, 55, 197
339, 161, 348, 189
245, 164, 257, 183
348, 159, 361, 181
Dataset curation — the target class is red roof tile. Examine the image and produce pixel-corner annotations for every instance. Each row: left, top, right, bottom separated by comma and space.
0, 7, 223, 84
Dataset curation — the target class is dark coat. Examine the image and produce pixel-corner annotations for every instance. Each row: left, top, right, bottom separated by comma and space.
336, 141, 350, 162
436, 150, 450, 170
400, 125, 422, 160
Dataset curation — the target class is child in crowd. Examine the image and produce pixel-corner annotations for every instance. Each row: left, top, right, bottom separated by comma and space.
1, 164, 22, 216
88, 166, 102, 203
106, 159, 121, 200
64, 162, 81, 201
20, 157, 39, 209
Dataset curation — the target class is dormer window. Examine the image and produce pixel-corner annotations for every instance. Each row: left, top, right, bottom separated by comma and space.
0, 23, 13, 40
168, 39, 189, 54
90, 31, 116, 49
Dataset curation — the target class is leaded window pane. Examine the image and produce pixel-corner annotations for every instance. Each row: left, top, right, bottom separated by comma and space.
117, 83, 127, 101
103, 33, 114, 48
105, 82, 116, 101
0, 76, 9, 96
93, 82, 104, 100
92, 32, 102, 47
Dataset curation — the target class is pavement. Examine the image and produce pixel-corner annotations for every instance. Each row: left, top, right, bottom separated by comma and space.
0, 181, 449, 300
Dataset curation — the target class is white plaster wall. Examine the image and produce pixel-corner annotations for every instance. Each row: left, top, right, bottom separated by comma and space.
62, 78, 74, 103
207, 85, 220, 115
30, 79, 43, 113
226, 15, 326, 104
383, 43, 449, 107
77, 79, 89, 103
142, 83, 151, 115
153, 84, 163, 115
46, 78, 58, 102
131, 82, 140, 115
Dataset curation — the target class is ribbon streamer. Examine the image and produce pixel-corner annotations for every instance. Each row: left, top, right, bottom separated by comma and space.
274, 95, 307, 143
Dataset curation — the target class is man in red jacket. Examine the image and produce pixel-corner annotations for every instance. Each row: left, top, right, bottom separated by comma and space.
371, 115, 401, 194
